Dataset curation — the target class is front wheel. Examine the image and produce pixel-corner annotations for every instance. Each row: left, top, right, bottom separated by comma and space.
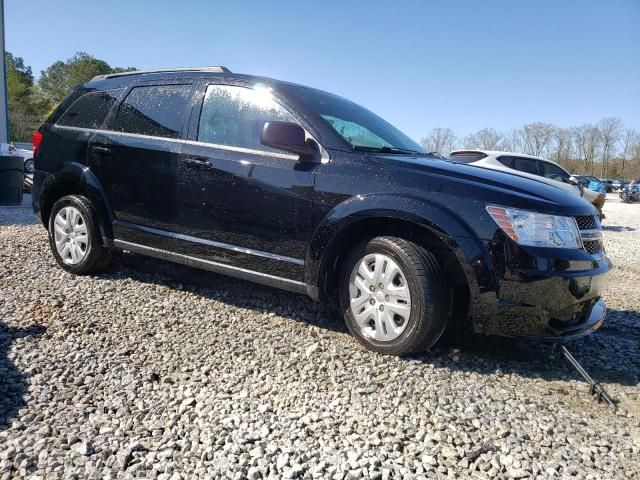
339, 236, 449, 356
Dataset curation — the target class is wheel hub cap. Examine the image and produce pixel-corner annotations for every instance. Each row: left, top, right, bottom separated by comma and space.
348, 253, 412, 342
53, 206, 88, 265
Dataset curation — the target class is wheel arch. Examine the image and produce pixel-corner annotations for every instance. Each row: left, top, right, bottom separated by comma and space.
39, 162, 114, 244
306, 194, 487, 327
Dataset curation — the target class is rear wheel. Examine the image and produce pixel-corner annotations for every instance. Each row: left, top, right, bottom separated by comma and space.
339, 236, 449, 355
48, 195, 111, 274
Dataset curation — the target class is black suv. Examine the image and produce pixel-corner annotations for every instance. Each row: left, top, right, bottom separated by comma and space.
32, 67, 611, 355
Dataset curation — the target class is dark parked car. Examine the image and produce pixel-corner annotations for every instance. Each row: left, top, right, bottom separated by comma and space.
600, 178, 614, 193
31, 67, 611, 355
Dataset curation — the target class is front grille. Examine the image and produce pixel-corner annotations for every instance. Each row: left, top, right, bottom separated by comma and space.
583, 240, 603, 255
574, 215, 603, 255
575, 215, 597, 230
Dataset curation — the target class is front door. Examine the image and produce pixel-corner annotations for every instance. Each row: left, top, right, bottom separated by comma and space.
175, 82, 318, 281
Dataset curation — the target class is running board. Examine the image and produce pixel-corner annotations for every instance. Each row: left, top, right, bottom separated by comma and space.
113, 239, 313, 297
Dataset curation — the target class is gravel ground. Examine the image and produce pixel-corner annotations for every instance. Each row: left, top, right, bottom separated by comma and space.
0, 195, 638, 479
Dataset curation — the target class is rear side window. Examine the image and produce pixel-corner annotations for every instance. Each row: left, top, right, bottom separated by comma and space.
448, 152, 486, 164
197, 84, 298, 151
512, 157, 539, 175
113, 84, 192, 139
57, 89, 124, 129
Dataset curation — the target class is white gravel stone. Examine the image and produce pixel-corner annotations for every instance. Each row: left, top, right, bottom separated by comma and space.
0, 195, 638, 478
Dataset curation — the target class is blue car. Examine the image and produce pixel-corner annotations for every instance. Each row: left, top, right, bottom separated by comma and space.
587, 179, 606, 194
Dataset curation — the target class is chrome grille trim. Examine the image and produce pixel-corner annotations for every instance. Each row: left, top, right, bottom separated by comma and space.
574, 215, 604, 256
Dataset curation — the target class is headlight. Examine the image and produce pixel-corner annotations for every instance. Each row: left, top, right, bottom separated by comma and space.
486, 206, 582, 249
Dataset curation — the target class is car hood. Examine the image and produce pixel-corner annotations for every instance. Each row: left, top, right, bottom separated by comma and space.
581, 187, 602, 202
368, 154, 594, 212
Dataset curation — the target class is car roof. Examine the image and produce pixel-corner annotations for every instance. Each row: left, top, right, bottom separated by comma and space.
451, 149, 550, 161
450, 149, 571, 170
85, 66, 318, 94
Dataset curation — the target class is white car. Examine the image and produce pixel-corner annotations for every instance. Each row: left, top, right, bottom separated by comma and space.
449, 150, 606, 218
12, 142, 35, 173
7, 143, 34, 191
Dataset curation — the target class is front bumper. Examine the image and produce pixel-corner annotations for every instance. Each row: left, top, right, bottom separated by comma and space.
456, 236, 612, 339
544, 298, 606, 339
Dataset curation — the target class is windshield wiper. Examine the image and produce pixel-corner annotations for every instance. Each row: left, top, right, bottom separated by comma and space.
352, 145, 427, 156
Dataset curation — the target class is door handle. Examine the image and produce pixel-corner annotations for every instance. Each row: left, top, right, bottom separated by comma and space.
91, 145, 112, 156
184, 157, 213, 170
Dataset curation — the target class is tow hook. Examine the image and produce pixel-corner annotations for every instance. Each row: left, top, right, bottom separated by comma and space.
559, 344, 616, 410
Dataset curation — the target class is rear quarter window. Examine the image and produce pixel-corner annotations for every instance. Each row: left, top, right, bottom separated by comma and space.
113, 84, 192, 139
57, 89, 124, 129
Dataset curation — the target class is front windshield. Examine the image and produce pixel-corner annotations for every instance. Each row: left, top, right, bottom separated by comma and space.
288, 85, 426, 154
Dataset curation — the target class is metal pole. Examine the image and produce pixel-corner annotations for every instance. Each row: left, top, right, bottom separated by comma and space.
0, 0, 9, 143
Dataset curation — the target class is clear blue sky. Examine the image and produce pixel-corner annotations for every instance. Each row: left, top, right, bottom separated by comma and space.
6, 0, 640, 141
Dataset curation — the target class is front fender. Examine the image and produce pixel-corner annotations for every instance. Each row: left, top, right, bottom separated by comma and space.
305, 193, 494, 292
38, 162, 114, 242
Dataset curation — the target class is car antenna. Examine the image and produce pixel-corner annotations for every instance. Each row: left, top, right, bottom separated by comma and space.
559, 344, 616, 410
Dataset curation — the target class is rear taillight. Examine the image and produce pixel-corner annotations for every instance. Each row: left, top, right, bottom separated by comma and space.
32, 131, 43, 156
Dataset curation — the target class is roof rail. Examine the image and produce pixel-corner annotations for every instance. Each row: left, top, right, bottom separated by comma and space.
91, 66, 231, 81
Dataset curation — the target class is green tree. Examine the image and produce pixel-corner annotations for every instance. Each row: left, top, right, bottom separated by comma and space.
5, 52, 43, 141
38, 52, 135, 105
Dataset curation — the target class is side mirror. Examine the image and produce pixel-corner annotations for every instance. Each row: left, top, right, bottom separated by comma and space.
261, 121, 317, 159
568, 176, 584, 195
568, 175, 581, 186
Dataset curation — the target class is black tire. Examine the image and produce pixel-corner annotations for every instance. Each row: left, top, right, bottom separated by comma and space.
339, 236, 449, 356
24, 158, 35, 174
48, 194, 111, 274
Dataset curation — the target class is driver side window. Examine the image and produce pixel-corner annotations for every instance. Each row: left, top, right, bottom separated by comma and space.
197, 84, 298, 152
539, 161, 569, 182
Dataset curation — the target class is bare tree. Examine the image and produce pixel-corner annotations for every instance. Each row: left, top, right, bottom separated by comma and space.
549, 127, 574, 170
420, 127, 458, 155
521, 122, 555, 157
502, 128, 525, 153
416, 118, 638, 177
597, 117, 622, 177
573, 124, 601, 175
633, 142, 640, 179
620, 128, 639, 178
464, 128, 503, 150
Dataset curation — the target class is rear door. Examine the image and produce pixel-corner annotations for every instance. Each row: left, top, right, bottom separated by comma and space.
88, 82, 195, 245
174, 81, 318, 281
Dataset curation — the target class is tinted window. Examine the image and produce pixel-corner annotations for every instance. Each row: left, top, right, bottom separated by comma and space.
447, 152, 487, 164
539, 161, 569, 182
113, 85, 192, 138
497, 156, 514, 168
197, 85, 297, 151
57, 89, 124, 129
512, 157, 539, 175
